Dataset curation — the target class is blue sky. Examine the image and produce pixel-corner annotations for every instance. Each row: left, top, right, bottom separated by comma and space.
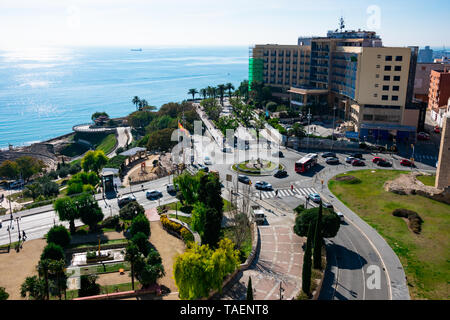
0, 0, 448, 48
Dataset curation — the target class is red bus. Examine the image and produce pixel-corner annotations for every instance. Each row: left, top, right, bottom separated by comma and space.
295, 153, 318, 173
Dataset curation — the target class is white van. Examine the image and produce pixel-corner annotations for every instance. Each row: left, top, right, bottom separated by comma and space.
251, 205, 266, 225
336, 212, 344, 222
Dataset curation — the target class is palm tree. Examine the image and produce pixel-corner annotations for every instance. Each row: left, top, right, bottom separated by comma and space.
49, 259, 66, 300
37, 259, 50, 300
217, 84, 226, 106
124, 243, 141, 291
254, 117, 266, 165
225, 83, 235, 98
188, 88, 199, 101
200, 88, 207, 100
132, 96, 140, 110
140, 99, 149, 110
206, 86, 214, 99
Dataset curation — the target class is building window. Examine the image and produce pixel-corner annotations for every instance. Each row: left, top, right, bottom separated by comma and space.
384, 75, 390, 81
384, 65, 392, 71
394, 66, 402, 71
376, 65, 380, 69
385, 56, 392, 61
392, 95, 399, 101
393, 85, 399, 91
396, 56, 403, 61
376, 74, 380, 78
382, 95, 389, 100
373, 93, 378, 97
394, 76, 401, 81
377, 54, 381, 59
363, 114, 374, 120
375, 84, 379, 88
383, 85, 389, 91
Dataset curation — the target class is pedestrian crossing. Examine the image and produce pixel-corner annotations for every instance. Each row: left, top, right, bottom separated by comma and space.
254, 187, 318, 200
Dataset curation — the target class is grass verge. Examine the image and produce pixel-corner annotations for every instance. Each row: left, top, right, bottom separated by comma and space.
328, 169, 450, 300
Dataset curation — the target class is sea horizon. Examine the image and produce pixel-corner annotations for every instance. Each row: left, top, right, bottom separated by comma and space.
0, 46, 249, 149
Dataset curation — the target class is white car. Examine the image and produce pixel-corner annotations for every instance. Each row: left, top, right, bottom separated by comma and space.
204, 156, 212, 165
146, 190, 162, 199
336, 211, 344, 222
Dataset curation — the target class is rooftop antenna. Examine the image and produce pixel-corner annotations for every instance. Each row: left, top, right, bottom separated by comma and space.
339, 16, 345, 32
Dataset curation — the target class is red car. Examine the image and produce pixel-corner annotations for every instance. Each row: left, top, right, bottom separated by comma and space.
400, 159, 414, 167
351, 159, 365, 166
417, 132, 430, 140
372, 157, 383, 163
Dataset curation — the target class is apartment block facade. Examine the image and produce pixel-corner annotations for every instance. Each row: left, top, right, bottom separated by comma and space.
414, 62, 450, 103
428, 69, 450, 126
249, 30, 421, 141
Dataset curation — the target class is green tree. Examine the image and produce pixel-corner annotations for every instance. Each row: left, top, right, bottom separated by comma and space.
173, 171, 201, 206
217, 84, 226, 106
146, 128, 176, 152
78, 275, 101, 297
124, 242, 141, 290
302, 223, 313, 296
246, 276, 253, 300
131, 232, 151, 256
203, 208, 222, 248
119, 201, 145, 220
46, 225, 71, 248
132, 96, 141, 110
134, 249, 165, 288
81, 150, 108, 173
0, 287, 9, 300
91, 112, 108, 121
129, 213, 151, 238
200, 88, 207, 99
198, 173, 223, 217
225, 83, 235, 98
20, 276, 46, 300
188, 88, 198, 100
191, 202, 207, 236
201, 98, 222, 122
239, 80, 249, 101
37, 258, 51, 300
41, 243, 65, 261
24, 182, 43, 200
173, 238, 240, 300
313, 202, 323, 270
15, 156, 45, 182
293, 206, 340, 238
48, 259, 67, 300
0, 160, 19, 179
54, 197, 79, 234
75, 193, 104, 231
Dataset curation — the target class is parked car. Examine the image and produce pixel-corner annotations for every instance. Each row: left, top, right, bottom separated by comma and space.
254, 181, 273, 190
377, 159, 392, 167
274, 170, 288, 178
336, 211, 345, 222
351, 159, 365, 166
326, 157, 340, 165
346, 156, 357, 163
118, 195, 137, 208
166, 184, 179, 194
350, 153, 363, 159
307, 193, 321, 203
9, 180, 24, 189
238, 175, 251, 184
322, 152, 337, 158
204, 156, 212, 165
146, 190, 163, 199
372, 157, 383, 163
400, 159, 414, 167
417, 132, 430, 140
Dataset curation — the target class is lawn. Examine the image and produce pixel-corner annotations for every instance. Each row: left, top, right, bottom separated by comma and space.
328, 169, 450, 300
416, 175, 436, 187
96, 134, 117, 155
222, 224, 253, 263
60, 143, 89, 157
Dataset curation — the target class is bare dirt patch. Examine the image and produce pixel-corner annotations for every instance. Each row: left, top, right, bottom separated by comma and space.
0, 238, 46, 300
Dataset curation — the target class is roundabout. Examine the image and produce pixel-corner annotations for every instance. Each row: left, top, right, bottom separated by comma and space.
231, 159, 283, 176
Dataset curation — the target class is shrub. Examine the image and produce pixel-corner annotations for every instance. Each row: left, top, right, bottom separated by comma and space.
120, 201, 145, 220
78, 275, 100, 297
392, 209, 423, 234
47, 170, 58, 180
101, 216, 120, 230
294, 207, 341, 238
57, 167, 69, 178
46, 225, 71, 248
131, 232, 151, 256
180, 227, 194, 243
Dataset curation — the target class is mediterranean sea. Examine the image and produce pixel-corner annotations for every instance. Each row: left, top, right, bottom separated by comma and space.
0, 46, 248, 149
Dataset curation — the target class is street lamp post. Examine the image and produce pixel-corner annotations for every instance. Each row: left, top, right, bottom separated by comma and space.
306, 108, 312, 153
6, 226, 11, 252
15, 216, 21, 251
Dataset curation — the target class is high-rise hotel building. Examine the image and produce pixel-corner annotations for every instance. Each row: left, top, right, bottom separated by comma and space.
250, 30, 422, 140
